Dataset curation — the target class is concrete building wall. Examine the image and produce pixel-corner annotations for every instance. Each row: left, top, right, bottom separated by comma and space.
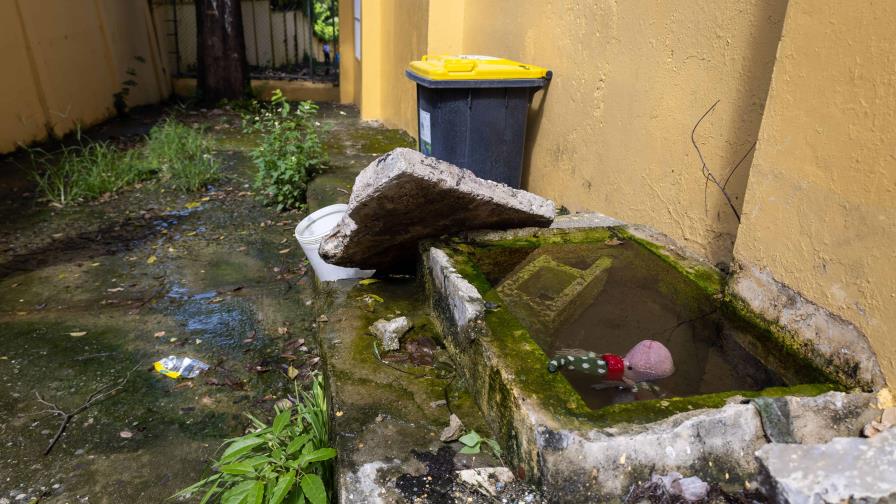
359, 0, 428, 135
459, 0, 787, 267
733, 1, 896, 386
0, 0, 171, 153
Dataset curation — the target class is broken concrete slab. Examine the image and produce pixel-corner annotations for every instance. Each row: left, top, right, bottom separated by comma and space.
756, 429, 896, 503
369, 316, 412, 351
319, 148, 555, 269
729, 262, 886, 390
753, 391, 879, 444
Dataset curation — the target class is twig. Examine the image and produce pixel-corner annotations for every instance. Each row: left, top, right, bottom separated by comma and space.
35, 363, 141, 455
691, 101, 743, 223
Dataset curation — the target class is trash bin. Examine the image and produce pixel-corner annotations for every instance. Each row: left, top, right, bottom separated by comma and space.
405, 55, 551, 188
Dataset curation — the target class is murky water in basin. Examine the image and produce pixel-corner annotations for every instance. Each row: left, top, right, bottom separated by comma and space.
485, 240, 785, 409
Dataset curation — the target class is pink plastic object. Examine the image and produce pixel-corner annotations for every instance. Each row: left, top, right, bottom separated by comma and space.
623, 340, 675, 382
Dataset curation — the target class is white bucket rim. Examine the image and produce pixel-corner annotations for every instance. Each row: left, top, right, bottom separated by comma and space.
295, 204, 348, 245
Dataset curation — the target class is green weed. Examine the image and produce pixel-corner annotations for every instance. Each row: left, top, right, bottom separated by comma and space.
28, 137, 150, 206
175, 374, 335, 504
144, 119, 218, 192
244, 90, 327, 211
28, 118, 219, 206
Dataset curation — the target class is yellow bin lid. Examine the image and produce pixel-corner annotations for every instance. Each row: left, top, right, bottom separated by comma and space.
407, 55, 551, 87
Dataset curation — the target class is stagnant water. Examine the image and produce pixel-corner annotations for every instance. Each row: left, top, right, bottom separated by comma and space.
480, 240, 785, 410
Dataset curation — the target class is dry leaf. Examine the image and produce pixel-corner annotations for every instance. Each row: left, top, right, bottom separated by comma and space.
107, 287, 125, 292
278, 248, 291, 254
335, 410, 344, 417
69, 331, 87, 337
119, 430, 133, 438
154, 331, 166, 338
287, 366, 299, 379
147, 255, 157, 264
185, 201, 201, 209
358, 278, 379, 285
277, 327, 289, 335
317, 315, 329, 323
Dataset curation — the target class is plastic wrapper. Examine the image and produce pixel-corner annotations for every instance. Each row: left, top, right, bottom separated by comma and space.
153, 355, 209, 379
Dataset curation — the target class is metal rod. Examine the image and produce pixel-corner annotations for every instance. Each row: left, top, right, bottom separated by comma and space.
307, 0, 314, 79
268, 1, 275, 67
293, 10, 298, 67
171, 0, 181, 75
251, 0, 259, 66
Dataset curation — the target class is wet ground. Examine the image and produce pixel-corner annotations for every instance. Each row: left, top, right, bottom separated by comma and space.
0, 103, 412, 502
484, 240, 786, 409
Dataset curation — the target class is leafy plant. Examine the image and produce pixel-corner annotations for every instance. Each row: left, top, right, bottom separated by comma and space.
244, 90, 327, 211
457, 430, 502, 457
27, 131, 150, 206
144, 118, 218, 192
176, 375, 335, 504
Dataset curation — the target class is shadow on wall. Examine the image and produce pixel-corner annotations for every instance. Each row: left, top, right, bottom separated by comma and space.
521, 80, 549, 192
699, 0, 790, 266
515, 0, 790, 268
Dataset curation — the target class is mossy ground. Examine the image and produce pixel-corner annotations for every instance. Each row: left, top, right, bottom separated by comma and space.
0, 101, 410, 502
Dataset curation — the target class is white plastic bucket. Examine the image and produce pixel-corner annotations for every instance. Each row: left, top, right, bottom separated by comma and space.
295, 204, 374, 282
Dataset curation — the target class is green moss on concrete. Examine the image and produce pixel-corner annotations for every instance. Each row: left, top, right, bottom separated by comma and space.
614, 227, 724, 296
589, 383, 841, 427
722, 293, 851, 388
433, 227, 846, 430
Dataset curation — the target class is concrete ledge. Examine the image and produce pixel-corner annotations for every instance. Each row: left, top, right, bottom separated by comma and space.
730, 262, 885, 390
423, 225, 881, 502
172, 77, 340, 102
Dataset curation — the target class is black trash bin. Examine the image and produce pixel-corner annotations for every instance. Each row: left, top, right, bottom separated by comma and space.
405, 55, 551, 188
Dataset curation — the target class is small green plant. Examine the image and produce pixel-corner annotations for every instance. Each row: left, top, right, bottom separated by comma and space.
457, 430, 502, 457
245, 90, 327, 211
28, 133, 149, 206
176, 375, 335, 504
144, 119, 218, 192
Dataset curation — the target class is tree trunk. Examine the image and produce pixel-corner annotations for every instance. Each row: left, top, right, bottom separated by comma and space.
195, 0, 248, 102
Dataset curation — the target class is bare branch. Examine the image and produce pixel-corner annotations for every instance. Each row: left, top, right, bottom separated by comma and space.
35, 363, 141, 455
691, 100, 743, 223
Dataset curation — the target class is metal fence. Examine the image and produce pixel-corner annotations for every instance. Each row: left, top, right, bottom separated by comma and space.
153, 0, 337, 81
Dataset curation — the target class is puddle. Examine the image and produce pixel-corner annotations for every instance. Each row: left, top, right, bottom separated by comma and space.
479, 240, 787, 409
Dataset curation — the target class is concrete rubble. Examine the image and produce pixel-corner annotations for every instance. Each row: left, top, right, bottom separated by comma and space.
319, 148, 555, 269
368, 316, 412, 351
757, 429, 896, 503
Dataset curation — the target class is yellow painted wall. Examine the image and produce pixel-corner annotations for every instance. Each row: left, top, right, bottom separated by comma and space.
0, 0, 170, 153
339, 0, 361, 105
733, 1, 896, 386
359, 0, 428, 135
459, 0, 787, 266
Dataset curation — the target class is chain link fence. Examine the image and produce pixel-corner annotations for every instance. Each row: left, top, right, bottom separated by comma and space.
151, 0, 337, 81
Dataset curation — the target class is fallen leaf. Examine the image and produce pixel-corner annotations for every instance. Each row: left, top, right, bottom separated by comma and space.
69, 331, 87, 337
335, 410, 344, 417
278, 248, 291, 254
277, 327, 289, 335
185, 201, 200, 209
605, 238, 623, 246
154, 331, 166, 338
317, 315, 329, 323
208, 297, 224, 304
200, 196, 211, 202
147, 255, 157, 264
287, 366, 299, 379
119, 430, 133, 438
169, 337, 178, 343
358, 278, 379, 285
107, 287, 125, 293
90, 263, 100, 267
